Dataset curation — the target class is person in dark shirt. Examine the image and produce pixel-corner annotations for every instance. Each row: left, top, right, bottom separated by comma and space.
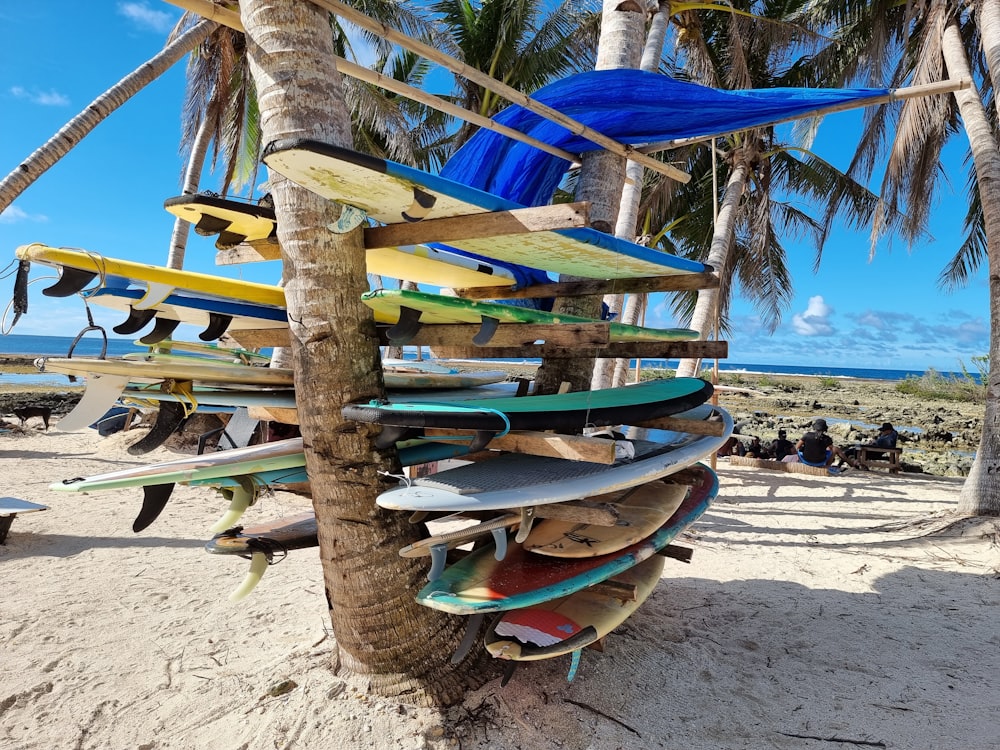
845, 422, 899, 468
769, 429, 795, 461
787, 418, 850, 468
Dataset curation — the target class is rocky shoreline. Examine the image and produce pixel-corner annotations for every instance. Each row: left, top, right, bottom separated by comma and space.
1, 357, 982, 477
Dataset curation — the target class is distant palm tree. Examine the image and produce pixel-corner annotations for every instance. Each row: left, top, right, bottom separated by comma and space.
804, 0, 1000, 516
432, 0, 599, 151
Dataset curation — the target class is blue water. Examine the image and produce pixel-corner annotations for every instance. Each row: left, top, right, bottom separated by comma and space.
0, 333, 980, 384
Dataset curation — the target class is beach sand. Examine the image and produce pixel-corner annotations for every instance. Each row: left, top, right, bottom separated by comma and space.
1, 425, 998, 750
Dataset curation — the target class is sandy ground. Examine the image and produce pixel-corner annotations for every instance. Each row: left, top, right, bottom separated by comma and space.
1, 425, 998, 750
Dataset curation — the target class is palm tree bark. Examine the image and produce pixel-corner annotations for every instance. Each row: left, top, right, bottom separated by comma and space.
165, 118, 213, 269
0, 19, 217, 214
594, 0, 676, 389
675, 154, 750, 378
240, 0, 487, 705
942, 17, 1000, 516
534, 0, 646, 394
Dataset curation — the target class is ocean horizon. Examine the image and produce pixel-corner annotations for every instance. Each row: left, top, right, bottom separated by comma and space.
0, 332, 978, 384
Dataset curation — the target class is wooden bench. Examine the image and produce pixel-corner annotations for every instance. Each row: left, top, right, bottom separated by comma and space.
0, 497, 49, 544
857, 446, 903, 473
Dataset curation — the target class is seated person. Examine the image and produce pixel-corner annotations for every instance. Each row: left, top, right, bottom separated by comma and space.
782, 418, 850, 467
846, 422, 898, 467
769, 429, 795, 460
745, 436, 766, 458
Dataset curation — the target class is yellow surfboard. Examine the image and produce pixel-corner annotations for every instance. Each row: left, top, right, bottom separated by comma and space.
15, 244, 286, 309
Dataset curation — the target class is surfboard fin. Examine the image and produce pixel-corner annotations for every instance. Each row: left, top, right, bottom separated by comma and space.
472, 315, 500, 346
139, 317, 182, 344
427, 542, 449, 582
500, 661, 518, 687
450, 613, 485, 665
133, 483, 176, 532
194, 214, 231, 236
513, 507, 537, 544
210, 480, 259, 533
215, 230, 246, 249
491, 527, 508, 561
566, 649, 583, 682
229, 550, 269, 601
113, 307, 158, 335
198, 313, 233, 341
375, 425, 413, 450
42, 267, 98, 297
386, 306, 422, 344
467, 429, 496, 453
126, 401, 186, 455
402, 186, 436, 222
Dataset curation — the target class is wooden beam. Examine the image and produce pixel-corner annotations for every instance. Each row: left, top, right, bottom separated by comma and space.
422, 428, 620, 464
632, 414, 727, 437
376, 323, 613, 348
364, 202, 590, 248
216, 240, 279, 265
430, 340, 728, 360
247, 406, 299, 425
454, 271, 720, 300
226, 328, 290, 350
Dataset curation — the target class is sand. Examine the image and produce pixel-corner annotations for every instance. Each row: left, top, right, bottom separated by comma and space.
1, 425, 998, 750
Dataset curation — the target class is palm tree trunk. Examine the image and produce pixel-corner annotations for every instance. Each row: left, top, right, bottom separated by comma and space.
675, 156, 750, 378
942, 17, 1000, 516
0, 19, 217, 214
241, 0, 485, 705
165, 117, 213, 269
594, 0, 673, 389
535, 0, 646, 394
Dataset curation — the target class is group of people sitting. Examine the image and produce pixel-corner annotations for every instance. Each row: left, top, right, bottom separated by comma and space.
720, 419, 899, 473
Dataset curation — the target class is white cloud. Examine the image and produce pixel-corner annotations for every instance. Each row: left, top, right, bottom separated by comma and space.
0, 205, 48, 224
9, 86, 69, 106
118, 2, 175, 33
791, 295, 835, 336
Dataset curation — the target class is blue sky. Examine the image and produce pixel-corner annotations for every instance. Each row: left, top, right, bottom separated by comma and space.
0, 2, 989, 372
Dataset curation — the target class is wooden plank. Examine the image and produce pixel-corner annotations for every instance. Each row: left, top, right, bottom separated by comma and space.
216, 239, 280, 265
377, 323, 612, 348
430, 340, 728, 360
226, 329, 291, 350
454, 271, 720, 299
658, 544, 694, 563
632, 415, 727, 437
364, 202, 590, 247
422, 428, 619, 464
247, 406, 299, 425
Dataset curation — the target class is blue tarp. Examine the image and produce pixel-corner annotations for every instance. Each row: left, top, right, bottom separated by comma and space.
441, 69, 890, 207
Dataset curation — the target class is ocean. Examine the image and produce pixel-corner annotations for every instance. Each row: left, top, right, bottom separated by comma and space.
0, 333, 975, 386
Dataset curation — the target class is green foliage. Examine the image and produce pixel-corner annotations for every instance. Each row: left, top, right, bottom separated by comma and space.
895, 361, 987, 403
817, 376, 840, 389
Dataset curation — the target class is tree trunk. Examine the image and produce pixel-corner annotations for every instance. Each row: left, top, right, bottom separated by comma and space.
240, 0, 487, 705
594, 0, 673, 389
674, 155, 750, 378
0, 19, 217, 214
534, 0, 647, 394
942, 18, 1000, 516
165, 117, 213, 269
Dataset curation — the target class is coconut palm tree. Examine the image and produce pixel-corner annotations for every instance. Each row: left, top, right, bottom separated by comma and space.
239, 0, 488, 705
805, 0, 1000, 516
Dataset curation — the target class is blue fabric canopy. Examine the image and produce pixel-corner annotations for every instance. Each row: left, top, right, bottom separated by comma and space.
440, 69, 891, 207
